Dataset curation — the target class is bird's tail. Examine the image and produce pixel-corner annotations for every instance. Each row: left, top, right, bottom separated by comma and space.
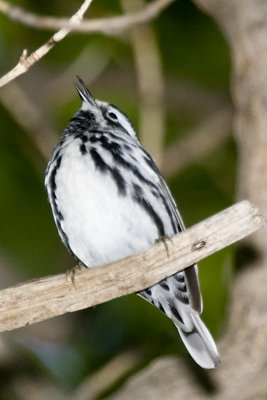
174, 312, 220, 369
140, 270, 220, 369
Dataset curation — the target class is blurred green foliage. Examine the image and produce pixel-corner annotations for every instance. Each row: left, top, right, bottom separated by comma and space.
0, 0, 235, 395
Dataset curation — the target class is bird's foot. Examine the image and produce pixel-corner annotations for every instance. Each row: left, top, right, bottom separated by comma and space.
155, 235, 172, 258
66, 263, 87, 288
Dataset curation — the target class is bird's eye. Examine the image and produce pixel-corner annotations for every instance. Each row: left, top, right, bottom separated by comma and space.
107, 111, 118, 121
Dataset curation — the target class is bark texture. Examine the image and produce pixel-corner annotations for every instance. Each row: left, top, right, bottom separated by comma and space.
196, 0, 267, 253
0, 201, 260, 333
109, 1, 267, 399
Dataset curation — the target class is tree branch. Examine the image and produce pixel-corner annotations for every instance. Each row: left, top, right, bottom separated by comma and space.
0, 0, 93, 88
0, 200, 264, 333
121, 0, 165, 167
0, 0, 174, 35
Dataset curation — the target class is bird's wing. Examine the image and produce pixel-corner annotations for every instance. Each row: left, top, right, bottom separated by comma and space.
157, 175, 203, 313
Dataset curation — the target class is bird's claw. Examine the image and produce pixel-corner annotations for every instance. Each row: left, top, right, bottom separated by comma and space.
155, 235, 172, 258
66, 263, 86, 288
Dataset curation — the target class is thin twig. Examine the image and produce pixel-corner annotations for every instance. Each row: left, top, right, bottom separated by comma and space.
0, 200, 264, 333
0, 0, 175, 35
0, 0, 93, 88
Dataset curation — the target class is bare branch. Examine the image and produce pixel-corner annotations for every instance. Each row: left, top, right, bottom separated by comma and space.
121, 0, 165, 167
0, 0, 174, 35
0, 0, 93, 88
0, 200, 264, 333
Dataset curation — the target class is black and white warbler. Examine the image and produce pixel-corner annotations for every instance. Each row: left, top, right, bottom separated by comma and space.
45, 77, 220, 369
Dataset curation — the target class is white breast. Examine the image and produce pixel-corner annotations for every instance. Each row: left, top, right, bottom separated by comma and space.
54, 142, 159, 267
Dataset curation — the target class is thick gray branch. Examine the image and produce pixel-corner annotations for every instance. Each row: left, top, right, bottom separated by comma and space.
112, 2, 267, 399
0, 200, 263, 333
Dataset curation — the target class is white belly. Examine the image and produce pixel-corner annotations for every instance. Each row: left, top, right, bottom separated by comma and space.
55, 145, 159, 267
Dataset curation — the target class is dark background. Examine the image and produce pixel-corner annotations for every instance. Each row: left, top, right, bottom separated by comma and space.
0, 0, 234, 397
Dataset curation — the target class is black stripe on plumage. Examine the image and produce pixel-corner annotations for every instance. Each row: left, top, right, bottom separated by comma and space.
142, 151, 183, 234
132, 183, 165, 237
48, 155, 75, 257
89, 133, 180, 235
90, 148, 127, 196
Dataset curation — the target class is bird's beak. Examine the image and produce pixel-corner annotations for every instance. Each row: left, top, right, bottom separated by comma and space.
74, 76, 98, 108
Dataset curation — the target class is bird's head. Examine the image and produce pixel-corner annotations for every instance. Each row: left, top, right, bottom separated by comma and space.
74, 76, 136, 139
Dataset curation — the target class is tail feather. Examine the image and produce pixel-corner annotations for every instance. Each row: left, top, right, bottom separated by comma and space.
140, 270, 220, 369
175, 313, 220, 369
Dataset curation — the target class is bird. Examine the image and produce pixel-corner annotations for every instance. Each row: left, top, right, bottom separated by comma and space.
45, 76, 220, 369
